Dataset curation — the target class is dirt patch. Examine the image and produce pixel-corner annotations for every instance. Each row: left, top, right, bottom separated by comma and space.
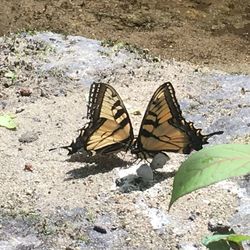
0, 0, 249, 73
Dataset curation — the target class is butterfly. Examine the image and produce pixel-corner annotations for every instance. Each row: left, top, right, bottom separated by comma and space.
55, 82, 223, 158
59, 82, 134, 156
130, 82, 223, 158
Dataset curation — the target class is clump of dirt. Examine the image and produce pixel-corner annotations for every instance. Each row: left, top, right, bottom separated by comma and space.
0, 0, 249, 73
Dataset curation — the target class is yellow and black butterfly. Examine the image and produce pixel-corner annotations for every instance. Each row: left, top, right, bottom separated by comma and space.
130, 82, 223, 158
57, 82, 223, 158
60, 82, 134, 155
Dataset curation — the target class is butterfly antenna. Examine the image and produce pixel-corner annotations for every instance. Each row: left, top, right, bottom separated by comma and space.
48, 147, 57, 152
49, 141, 74, 155
206, 130, 224, 138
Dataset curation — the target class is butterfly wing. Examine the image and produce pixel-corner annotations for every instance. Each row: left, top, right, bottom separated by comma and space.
132, 82, 223, 158
164, 82, 223, 153
64, 82, 134, 155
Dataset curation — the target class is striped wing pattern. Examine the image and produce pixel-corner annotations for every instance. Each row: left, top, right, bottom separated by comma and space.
63, 82, 134, 155
132, 82, 190, 158
59, 82, 223, 158
132, 82, 223, 158
83, 83, 134, 154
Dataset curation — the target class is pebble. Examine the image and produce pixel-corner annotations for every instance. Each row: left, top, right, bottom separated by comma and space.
19, 131, 39, 143
25, 189, 33, 196
177, 243, 199, 250
150, 153, 169, 170
93, 225, 107, 234
53, 89, 67, 97
0, 101, 7, 109
24, 163, 33, 172
18, 88, 32, 97
136, 164, 153, 182
15, 107, 25, 113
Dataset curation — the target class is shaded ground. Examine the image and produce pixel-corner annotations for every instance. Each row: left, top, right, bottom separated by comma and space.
0, 0, 249, 73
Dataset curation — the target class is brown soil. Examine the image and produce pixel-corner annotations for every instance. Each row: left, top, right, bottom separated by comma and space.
0, 0, 249, 73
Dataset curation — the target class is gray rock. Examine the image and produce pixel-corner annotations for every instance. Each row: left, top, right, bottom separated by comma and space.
136, 164, 154, 182
19, 131, 39, 143
150, 153, 169, 170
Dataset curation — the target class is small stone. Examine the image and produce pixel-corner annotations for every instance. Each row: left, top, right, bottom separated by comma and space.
0, 101, 7, 109
3, 83, 10, 88
40, 89, 48, 97
93, 225, 107, 234
19, 131, 39, 143
136, 164, 153, 182
26, 189, 33, 195
18, 88, 32, 97
150, 153, 169, 169
53, 89, 67, 97
188, 211, 200, 221
177, 243, 198, 250
24, 163, 33, 172
15, 107, 25, 113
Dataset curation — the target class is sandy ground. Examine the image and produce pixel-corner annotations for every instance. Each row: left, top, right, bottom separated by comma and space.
0, 1, 249, 249
0, 32, 249, 249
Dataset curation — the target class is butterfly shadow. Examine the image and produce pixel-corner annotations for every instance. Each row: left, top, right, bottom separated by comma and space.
65, 153, 132, 180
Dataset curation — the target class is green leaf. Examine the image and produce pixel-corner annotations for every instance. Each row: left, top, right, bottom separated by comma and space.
0, 114, 17, 129
203, 233, 250, 250
227, 234, 250, 244
203, 234, 233, 245
169, 144, 250, 208
204, 240, 230, 250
